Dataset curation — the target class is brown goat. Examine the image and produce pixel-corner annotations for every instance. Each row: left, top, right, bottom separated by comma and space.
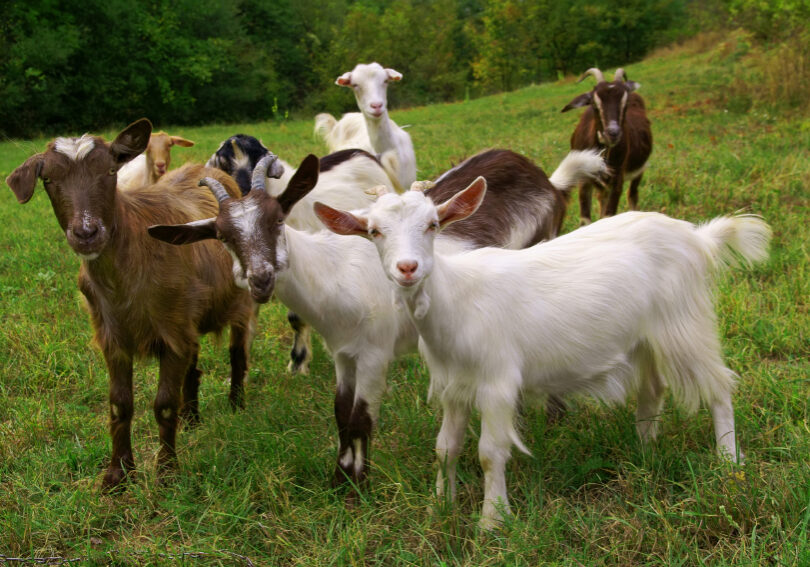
5, 119, 254, 490
562, 67, 653, 224
117, 130, 195, 191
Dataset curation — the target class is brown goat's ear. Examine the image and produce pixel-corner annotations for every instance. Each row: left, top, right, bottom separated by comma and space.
278, 154, 319, 215
561, 92, 592, 112
437, 176, 487, 229
170, 136, 194, 148
314, 202, 369, 237
147, 218, 217, 245
110, 118, 152, 168
6, 153, 44, 204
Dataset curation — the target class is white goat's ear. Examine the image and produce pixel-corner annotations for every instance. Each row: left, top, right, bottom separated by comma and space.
147, 218, 217, 245
336, 72, 352, 86
314, 202, 369, 237
625, 81, 641, 92
436, 176, 487, 228
385, 68, 402, 82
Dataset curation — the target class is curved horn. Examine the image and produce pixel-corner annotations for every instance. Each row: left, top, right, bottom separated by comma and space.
251, 153, 285, 193
577, 67, 605, 84
364, 184, 392, 198
410, 180, 435, 192
614, 68, 627, 82
199, 177, 231, 203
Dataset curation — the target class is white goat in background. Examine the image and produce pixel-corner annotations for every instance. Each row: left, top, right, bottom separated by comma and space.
314, 62, 416, 191
316, 179, 771, 529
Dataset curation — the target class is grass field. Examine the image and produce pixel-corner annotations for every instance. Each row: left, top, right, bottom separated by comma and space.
0, 37, 808, 565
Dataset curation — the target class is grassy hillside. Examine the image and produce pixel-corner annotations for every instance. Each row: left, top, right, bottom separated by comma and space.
0, 37, 807, 565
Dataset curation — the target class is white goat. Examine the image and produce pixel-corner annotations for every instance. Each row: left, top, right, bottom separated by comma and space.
316, 178, 771, 529
117, 131, 194, 191
149, 150, 606, 490
314, 62, 416, 191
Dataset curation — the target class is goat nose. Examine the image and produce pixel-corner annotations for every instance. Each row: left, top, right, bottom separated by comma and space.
606, 124, 621, 138
249, 272, 274, 294
370, 102, 383, 110
397, 260, 418, 276
73, 221, 99, 241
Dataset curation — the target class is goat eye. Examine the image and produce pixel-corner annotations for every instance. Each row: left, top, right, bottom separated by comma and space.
41, 176, 51, 184
369, 228, 381, 238
108, 167, 116, 176
427, 222, 439, 232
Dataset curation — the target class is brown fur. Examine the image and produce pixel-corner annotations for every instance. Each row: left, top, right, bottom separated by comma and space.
426, 149, 568, 246
6, 119, 253, 490
563, 73, 653, 222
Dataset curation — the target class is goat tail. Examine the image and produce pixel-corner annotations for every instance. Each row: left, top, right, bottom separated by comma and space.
695, 214, 771, 271
548, 149, 608, 192
379, 149, 405, 193
314, 113, 338, 142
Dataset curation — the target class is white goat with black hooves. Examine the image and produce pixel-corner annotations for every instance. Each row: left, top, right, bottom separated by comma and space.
316, 179, 771, 530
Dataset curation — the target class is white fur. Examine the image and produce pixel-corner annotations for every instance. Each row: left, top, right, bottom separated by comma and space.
54, 135, 95, 161
271, 153, 398, 233
358, 190, 771, 528
315, 62, 416, 191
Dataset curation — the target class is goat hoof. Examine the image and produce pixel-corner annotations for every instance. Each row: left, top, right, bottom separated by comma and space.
287, 349, 310, 375
181, 410, 201, 428
101, 466, 131, 492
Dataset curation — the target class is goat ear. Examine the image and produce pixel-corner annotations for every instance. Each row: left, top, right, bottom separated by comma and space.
561, 93, 592, 112
625, 81, 640, 92
278, 154, 319, 214
6, 153, 44, 204
336, 72, 352, 87
437, 176, 487, 228
170, 136, 195, 148
147, 218, 217, 245
110, 118, 152, 168
314, 202, 369, 236
385, 68, 402, 82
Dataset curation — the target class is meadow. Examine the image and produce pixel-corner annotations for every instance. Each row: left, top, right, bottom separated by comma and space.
0, 37, 808, 565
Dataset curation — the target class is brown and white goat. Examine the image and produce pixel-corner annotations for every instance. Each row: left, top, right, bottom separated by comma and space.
117, 130, 195, 191
6, 119, 254, 490
562, 67, 653, 224
149, 148, 605, 490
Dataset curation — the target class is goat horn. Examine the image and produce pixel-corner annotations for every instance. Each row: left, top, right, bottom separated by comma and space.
364, 185, 391, 198
199, 177, 231, 203
251, 153, 284, 193
614, 68, 627, 82
410, 180, 435, 192
577, 67, 605, 84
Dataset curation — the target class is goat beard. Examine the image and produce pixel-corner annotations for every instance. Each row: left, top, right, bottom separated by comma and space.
393, 286, 431, 320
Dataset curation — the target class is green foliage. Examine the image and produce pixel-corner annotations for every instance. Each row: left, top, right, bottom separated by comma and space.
1, 0, 700, 138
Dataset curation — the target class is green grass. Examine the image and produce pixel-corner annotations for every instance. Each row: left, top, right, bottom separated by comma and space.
1, 38, 808, 565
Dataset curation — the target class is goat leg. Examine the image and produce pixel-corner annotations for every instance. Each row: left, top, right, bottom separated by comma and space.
228, 322, 250, 410
286, 311, 313, 375
627, 174, 643, 211
102, 352, 135, 491
154, 349, 187, 480
578, 182, 595, 225
602, 173, 625, 217
180, 345, 202, 426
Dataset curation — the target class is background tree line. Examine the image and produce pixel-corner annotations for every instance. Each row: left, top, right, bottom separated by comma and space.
0, 0, 804, 138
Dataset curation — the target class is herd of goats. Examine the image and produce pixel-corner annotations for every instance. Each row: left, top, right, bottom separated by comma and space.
6, 63, 771, 529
